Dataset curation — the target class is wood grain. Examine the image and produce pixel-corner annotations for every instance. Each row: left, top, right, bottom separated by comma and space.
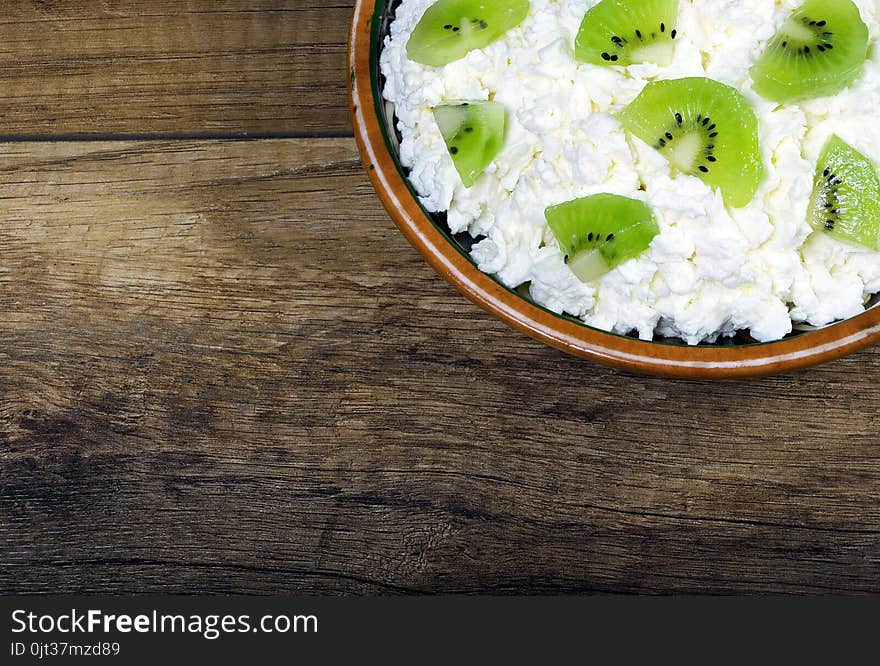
2, 139, 880, 594
0, 0, 351, 136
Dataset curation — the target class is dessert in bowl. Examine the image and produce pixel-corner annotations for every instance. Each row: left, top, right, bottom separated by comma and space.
349, 0, 880, 377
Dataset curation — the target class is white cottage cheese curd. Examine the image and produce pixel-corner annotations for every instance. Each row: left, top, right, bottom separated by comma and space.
380, 0, 880, 344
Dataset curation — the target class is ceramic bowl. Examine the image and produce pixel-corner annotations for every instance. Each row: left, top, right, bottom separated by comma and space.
348, 0, 880, 378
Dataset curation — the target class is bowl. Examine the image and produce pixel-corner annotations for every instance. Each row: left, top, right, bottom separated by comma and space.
347, 0, 880, 378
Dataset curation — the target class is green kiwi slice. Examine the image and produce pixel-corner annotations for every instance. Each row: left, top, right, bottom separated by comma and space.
545, 194, 660, 283
407, 0, 531, 67
808, 135, 880, 250
434, 101, 506, 187
751, 0, 869, 103
618, 77, 764, 208
575, 0, 680, 67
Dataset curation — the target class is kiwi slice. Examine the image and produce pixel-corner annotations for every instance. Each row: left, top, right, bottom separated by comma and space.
545, 194, 659, 283
406, 0, 530, 67
618, 77, 764, 208
575, 0, 679, 67
751, 0, 869, 103
434, 101, 506, 187
808, 135, 880, 250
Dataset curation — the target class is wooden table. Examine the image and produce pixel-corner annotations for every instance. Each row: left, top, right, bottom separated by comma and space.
1, 1, 879, 596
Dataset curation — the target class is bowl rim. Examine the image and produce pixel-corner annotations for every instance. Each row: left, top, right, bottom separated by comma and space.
347, 0, 880, 378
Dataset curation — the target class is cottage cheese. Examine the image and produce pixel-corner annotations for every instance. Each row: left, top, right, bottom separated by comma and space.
381, 0, 880, 344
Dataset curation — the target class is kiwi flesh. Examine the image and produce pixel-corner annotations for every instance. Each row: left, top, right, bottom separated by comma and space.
434, 101, 506, 188
407, 0, 531, 67
618, 77, 764, 208
575, 0, 680, 67
809, 135, 880, 250
751, 0, 869, 103
545, 194, 660, 283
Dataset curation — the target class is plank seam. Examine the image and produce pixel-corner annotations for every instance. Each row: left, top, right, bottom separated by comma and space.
0, 131, 354, 143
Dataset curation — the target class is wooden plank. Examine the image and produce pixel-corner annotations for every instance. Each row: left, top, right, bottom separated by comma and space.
0, 1, 351, 135
1, 138, 880, 594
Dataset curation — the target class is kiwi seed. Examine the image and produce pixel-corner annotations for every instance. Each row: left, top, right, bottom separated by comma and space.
650, 109, 721, 175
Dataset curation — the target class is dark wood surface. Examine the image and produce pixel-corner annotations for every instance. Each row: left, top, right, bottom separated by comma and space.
2, 2, 879, 596
0, 0, 351, 136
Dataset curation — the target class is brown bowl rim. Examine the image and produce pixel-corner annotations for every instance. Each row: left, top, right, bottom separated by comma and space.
347, 0, 880, 379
